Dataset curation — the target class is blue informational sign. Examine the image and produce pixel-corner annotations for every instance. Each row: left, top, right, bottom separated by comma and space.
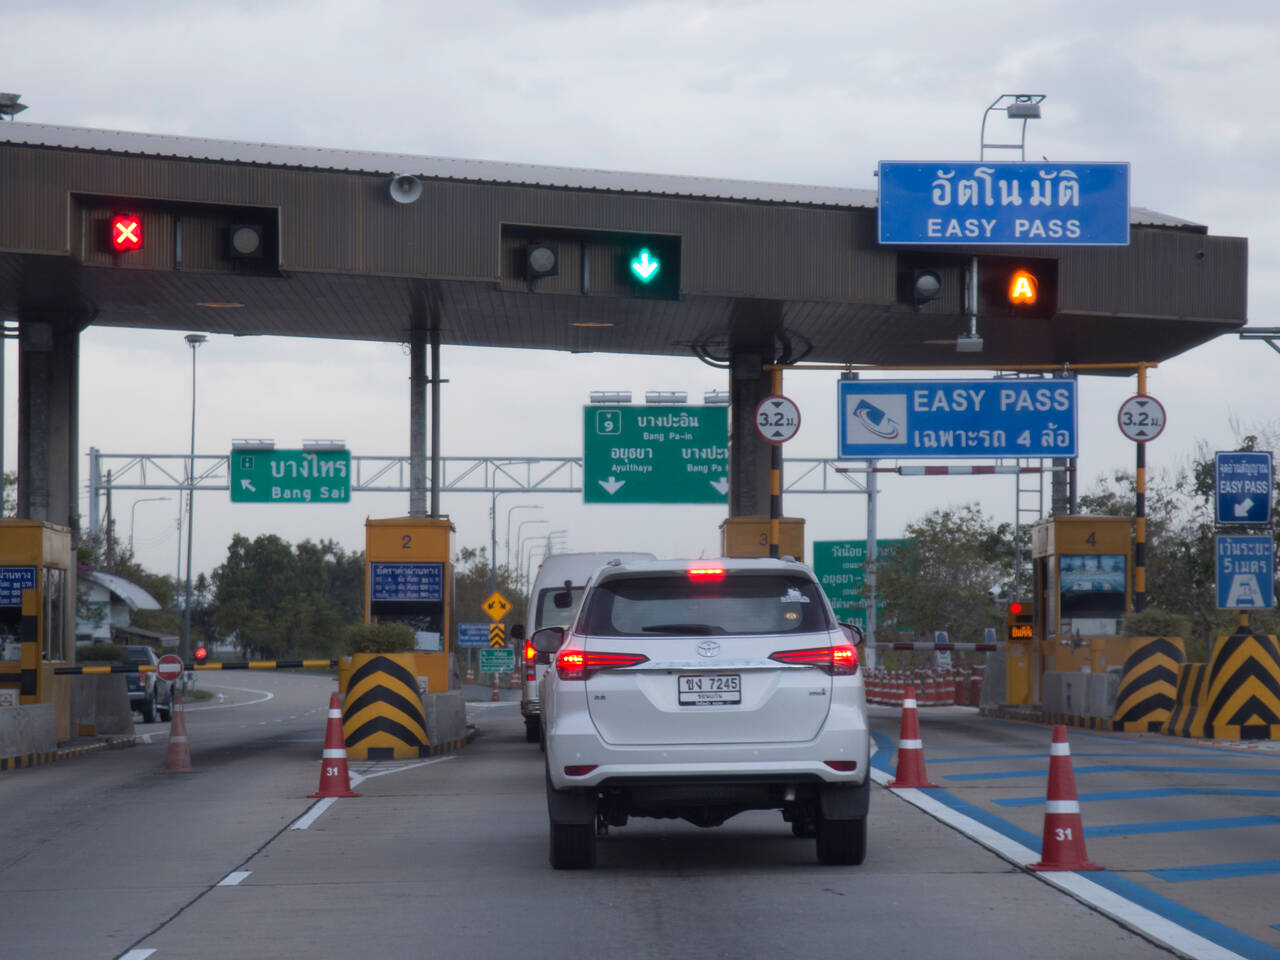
370, 562, 443, 603
1215, 536, 1275, 610
878, 161, 1130, 246
0, 566, 36, 607
837, 379, 1077, 459
457, 622, 492, 648
1215, 451, 1272, 525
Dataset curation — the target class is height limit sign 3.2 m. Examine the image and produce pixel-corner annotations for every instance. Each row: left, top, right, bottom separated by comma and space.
755, 396, 800, 444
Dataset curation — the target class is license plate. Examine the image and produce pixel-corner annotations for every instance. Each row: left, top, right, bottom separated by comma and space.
678, 673, 741, 706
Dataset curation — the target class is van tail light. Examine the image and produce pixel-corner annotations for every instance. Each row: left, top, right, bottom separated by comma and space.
769, 644, 858, 676
524, 640, 536, 661
555, 649, 649, 681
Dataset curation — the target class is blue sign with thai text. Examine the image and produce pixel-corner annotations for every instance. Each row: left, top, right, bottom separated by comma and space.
370, 562, 443, 603
837, 379, 1077, 459
1215, 536, 1275, 609
878, 162, 1130, 246
457, 622, 491, 648
1215, 451, 1272, 525
0, 566, 35, 607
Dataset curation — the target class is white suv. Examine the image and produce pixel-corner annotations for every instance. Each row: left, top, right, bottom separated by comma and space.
534, 557, 869, 869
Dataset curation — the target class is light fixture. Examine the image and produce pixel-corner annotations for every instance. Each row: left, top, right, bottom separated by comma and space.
955, 334, 984, 353
570, 321, 613, 328
589, 390, 631, 404
911, 269, 942, 305
231, 439, 276, 450
644, 391, 688, 404
302, 439, 347, 450
981, 94, 1046, 161
526, 242, 559, 279
0, 93, 26, 120
228, 224, 264, 259
703, 390, 730, 405
196, 301, 244, 309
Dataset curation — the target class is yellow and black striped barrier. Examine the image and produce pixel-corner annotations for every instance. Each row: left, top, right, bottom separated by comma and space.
1206, 629, 1280, 741
1163, 662, 1211, 738
1113, 636, 1185, 732
342, 655, 430, 760
54, 659, 339, 675
1, 736, 135, 772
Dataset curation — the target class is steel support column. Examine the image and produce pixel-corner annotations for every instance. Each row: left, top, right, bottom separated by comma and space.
17, 319, 79, 532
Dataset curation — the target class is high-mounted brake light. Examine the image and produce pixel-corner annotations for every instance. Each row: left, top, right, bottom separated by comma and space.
687, 566, 726, 581
556, 649, 649, 681
769, 644, 859, 676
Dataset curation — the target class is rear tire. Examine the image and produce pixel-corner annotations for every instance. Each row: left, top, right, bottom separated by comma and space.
549, 820, 597, 870
816, 815, 867, 866
525, 717, 540, 743
140, 694, 156, 724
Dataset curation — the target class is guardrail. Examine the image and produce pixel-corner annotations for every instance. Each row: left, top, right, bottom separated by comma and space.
54, 660, 339, 675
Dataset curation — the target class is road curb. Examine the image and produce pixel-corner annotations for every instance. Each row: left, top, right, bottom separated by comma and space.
0, 734, 137, 773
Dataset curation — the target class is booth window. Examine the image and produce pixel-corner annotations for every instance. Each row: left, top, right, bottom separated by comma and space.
1058, 554, 1126, 635
43, 567, 66, 660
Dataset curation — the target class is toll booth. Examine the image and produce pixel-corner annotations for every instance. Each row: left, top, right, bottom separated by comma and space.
363, 517, 455, 694
1013, 515, 1134, 702
0, 522, 74, 730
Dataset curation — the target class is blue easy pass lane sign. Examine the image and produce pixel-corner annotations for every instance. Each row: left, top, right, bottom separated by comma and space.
837, 379, 1077, 459
1216, 536, 1275, 609
878, 162, 1130, 246
1215, 451, 1272, 525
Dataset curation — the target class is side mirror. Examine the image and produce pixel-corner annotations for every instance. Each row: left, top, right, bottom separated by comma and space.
510, 623, 526, 642
531, 626, 566, 654
840, 622, 865, 646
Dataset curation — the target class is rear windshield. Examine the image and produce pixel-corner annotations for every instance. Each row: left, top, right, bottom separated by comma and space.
536, 586, 585, 630
125, 646, 153, 662
578, 574, 833, 637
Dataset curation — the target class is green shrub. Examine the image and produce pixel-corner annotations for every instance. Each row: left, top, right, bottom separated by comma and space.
1122, 607, 1190, 640
76, 642, 127, 663
344, 621, 415, 655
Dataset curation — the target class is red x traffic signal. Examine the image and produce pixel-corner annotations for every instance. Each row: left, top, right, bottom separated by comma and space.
110, 214, 144, 252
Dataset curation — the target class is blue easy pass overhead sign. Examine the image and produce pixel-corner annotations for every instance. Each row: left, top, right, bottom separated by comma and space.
878, 162, 1129, 246
1216, 536, 1275, 610
1215, 451, 1272, 525
838, 379, 1077, 459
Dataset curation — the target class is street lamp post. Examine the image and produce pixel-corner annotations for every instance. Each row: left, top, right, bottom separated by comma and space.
181, 334, 207, 668
129, 496, 171, 555
505, 503, 542, 570
516, 519, 549, 587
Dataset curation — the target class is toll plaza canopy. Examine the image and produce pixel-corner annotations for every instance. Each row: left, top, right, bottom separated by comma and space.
0, 122, 1248, 367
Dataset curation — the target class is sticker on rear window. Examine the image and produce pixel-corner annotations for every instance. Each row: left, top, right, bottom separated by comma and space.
784, 610, 799, 621
780, 588, 810, 603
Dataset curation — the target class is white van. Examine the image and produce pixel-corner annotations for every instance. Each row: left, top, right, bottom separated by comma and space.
516, 551, 655, 743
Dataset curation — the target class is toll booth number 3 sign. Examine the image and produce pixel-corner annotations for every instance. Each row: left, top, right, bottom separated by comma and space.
371, 563, 444, 602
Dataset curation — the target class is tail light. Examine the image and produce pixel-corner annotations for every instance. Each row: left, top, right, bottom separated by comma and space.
769, 644, 859, 676
688, 566, 725, 581
524, 640, 536, 661
555, 649, 649, 681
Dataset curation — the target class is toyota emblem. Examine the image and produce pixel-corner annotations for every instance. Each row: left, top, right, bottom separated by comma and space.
696, 640, 721, 658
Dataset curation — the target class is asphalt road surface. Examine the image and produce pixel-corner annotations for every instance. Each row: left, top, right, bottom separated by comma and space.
2, 673, 1278, 959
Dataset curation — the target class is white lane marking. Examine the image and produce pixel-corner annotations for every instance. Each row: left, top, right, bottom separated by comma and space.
184, 685, 276, 710
290, 797, 337, 830
871, 767, 1249, 960
348, 755, 454, 786
217, 871, 251, 886
119, 951, 156, 959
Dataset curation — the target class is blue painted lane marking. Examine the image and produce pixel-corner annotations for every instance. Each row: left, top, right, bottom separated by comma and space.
1151, 860, 1280, 884
996, 786, 1280, 806
911, 780, 1280, 959
926, 751, 1214, 764
949, 764, 1280, 782
1085, 815, 1280, 837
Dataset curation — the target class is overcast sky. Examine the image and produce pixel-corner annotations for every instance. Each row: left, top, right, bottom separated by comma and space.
5, 0, 1279, 586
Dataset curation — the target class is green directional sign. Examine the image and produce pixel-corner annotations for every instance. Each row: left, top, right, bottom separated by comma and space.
629, 247, 661, 283
229, 449, 351, 503
813, 539, 908, 628
583, 405, 728, 504
479, 648, 516, 673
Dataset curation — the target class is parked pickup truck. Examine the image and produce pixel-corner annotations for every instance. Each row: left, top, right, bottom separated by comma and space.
124, 645, 172, 723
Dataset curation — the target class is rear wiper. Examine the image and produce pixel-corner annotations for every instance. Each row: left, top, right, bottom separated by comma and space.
640, 623, 715, 634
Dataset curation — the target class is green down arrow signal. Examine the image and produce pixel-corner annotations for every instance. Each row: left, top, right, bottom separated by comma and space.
630, 248, 661, 282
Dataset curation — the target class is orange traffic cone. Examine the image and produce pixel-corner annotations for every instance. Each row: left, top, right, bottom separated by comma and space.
1029, 725, 1102, 872
159, 687, 199, 774
889, 686, 937, 788
309, 693, 360, 798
